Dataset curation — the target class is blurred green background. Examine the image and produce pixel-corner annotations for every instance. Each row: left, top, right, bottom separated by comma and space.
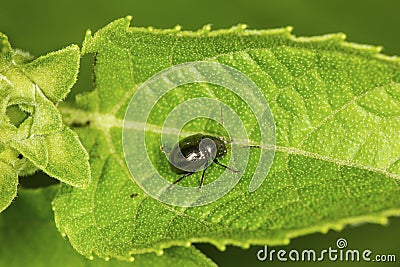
2, 0, 400, 56
1, 0, 399, 266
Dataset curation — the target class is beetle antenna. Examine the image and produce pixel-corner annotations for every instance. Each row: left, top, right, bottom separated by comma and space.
220, 106, 224, 127
228, 139, 260, 148
234, 144, 261, 149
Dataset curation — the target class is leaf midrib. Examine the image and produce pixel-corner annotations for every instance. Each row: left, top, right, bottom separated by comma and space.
58, 103, 400, 181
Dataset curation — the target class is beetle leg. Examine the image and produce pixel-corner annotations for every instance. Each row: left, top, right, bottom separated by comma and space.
198, 165, 209, 191
213, 159, 239, 173
168, 172, 194, 190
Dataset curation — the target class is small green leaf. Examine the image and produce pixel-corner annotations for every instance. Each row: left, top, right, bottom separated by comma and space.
0, 33, 90, 212
11, 126, 90, 188
23, 45, 80, 103
0, 77, 11, 115
31, 86, 62, 135
43, 127, 90, 187
54, 17, 400, 260
0, 33, 12, 72
0, 161, 17, 213
0, 78, 16, 141
0, 186, 217, 267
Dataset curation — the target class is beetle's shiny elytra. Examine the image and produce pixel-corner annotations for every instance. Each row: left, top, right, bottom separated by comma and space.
164, 133, 238, 190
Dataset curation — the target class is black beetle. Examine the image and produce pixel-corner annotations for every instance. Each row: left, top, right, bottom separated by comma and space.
163, 133, 238, 190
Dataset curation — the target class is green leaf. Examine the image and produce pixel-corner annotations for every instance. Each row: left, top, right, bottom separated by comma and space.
54, 17, 400, 260
0, 185, 217, 267
0, 32, 90, 211
0, 33, 12, 71
30, 86, 62, 135
22, 45, 80, 103
12, 125, 91, 188
0, 161, 17, 213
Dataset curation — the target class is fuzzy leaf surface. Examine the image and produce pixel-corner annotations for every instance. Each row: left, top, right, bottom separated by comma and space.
0, 33, 90, 212
0, 186, 216, 267
54, 17, 400, 260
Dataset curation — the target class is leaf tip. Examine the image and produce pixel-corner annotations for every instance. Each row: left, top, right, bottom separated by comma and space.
237, 24, 248, 30
122, 15, 133, 30
74, 165, 91, 189
320, 226, 330, 234
173, 25, 182, 31
340, 40, 385, 55
82, 30, 94, 54
125, 15, 133, 22
376, 45, 384, 53
85, 29, 92, 38
77, 181, 90, 189
240, 243, 250, 249
69, 44, 80, 53
339, 32, 347, 40
378, 216, 389, 225
0, 32, 11, 53
215, 243, 226, 251
199, 24, 212, 34
285, 26, 294, 33
229, 24, 248, 33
